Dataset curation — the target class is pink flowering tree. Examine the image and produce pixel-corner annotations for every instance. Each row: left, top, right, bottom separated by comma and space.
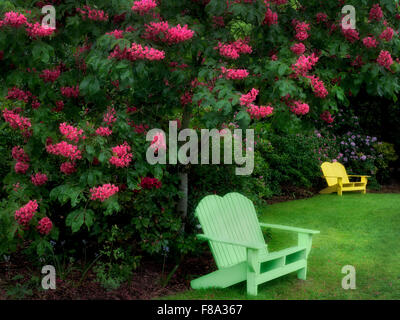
1, 0, 400, 258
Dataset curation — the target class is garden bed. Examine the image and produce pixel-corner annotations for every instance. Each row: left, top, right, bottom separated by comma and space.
0, 251, 215, 300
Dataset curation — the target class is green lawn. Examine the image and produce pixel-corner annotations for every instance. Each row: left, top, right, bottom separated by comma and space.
163, 193, 400, 300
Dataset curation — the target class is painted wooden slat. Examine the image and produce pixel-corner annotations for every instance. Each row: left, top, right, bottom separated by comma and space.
195, 192, 266, 269
256, 260, 307, 285
260, 223, 320, 234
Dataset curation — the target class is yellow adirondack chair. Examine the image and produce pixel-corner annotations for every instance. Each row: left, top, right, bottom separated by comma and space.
320, 161, 370, 196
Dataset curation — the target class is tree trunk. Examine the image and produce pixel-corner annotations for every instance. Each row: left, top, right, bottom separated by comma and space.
177, 171, 188, 230
178, 106, 192, 231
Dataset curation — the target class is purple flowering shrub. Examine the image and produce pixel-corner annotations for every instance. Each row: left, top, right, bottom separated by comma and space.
315, 109, 398, 186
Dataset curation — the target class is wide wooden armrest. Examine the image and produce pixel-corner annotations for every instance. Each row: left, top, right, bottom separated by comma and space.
196, 234, 265, 249
348, 175, 371, 178
259, 223, 320, 235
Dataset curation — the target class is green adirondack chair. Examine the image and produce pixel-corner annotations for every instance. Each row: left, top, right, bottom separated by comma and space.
191, 192, 320, 296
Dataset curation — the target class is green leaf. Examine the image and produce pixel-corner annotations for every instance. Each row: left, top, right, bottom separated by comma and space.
86, 145, 95, 156
36, 239, 52, 256
278, 63, 289, 76
80, 76, 100, 96
236, 110, 251, 129
32, 43, 52, 63
104, 197, 120, 216
66, 209, 94, 233
50, 185, 84, 207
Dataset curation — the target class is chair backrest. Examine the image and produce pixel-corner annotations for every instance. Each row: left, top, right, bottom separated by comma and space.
321, 161, 349, 186
195, 192, 266, 269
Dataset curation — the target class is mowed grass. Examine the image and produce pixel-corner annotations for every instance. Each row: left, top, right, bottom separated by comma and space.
163, 193, 400, 300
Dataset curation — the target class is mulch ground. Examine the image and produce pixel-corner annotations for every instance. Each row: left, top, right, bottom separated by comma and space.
1, 183, 399, 300
0, 250, 216, 300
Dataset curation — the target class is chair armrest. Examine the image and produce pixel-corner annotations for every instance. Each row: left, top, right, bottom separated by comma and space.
259, 223, 320, 235
348, 175, 371, 178
196, 234, 265, 249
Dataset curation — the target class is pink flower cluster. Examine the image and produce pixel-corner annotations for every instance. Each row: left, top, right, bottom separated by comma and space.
290, 43, 306, 55
132, 123, 149, 134
351, 55, 364, 68
181, 92, 193, 106
1, 11, 27, 28
53, 100, 64, 112
215, 39, 252, 59
103, 107, 117, 126
143, 22, 194, 44
131, 0, 157, 15
60, 161, 76, 175
377, 50, 393, 70
6, 87, 31, 103
379, 27, 394, 42
61, 85, 80, 98
109, 43, 165, 61
2, 109, 32, 137
290, 100, 309, 115
316, 12, 328, 23
221, 67, 249, 80
342, 27, 359, 43
15, 200, 38, 226
109, 142, 133, 168
362, 36, 378, 48
240, 88, 259, 106
306, 75, 328, 98
369, 4, 383, 22
15, 162, 29, 174
263, 8, 278, 26
106, 29, 124, 39
140, 177, 162, 189
39, 68, 61, 83
293, 20, 310, 41
291, 53, 319, 76
12, 146, 30, 174
12, 146, 30, 163
37, 217, 53, 235
31, 172, 48, 186
90, 184, 119, 201
320, 110, 334, 124
247, 104, 274, 119
166, 24, 195, 44
46, 141, 83, 160
77, 6, 108, 21
26, 23, 55, 38
96, 126, 113, 136
59, 122, 84, 143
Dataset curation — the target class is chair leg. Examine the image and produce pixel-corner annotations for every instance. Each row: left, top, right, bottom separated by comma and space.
297, 265, 307, 280
247, 273, 258, 296
338, 188, 342, 196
